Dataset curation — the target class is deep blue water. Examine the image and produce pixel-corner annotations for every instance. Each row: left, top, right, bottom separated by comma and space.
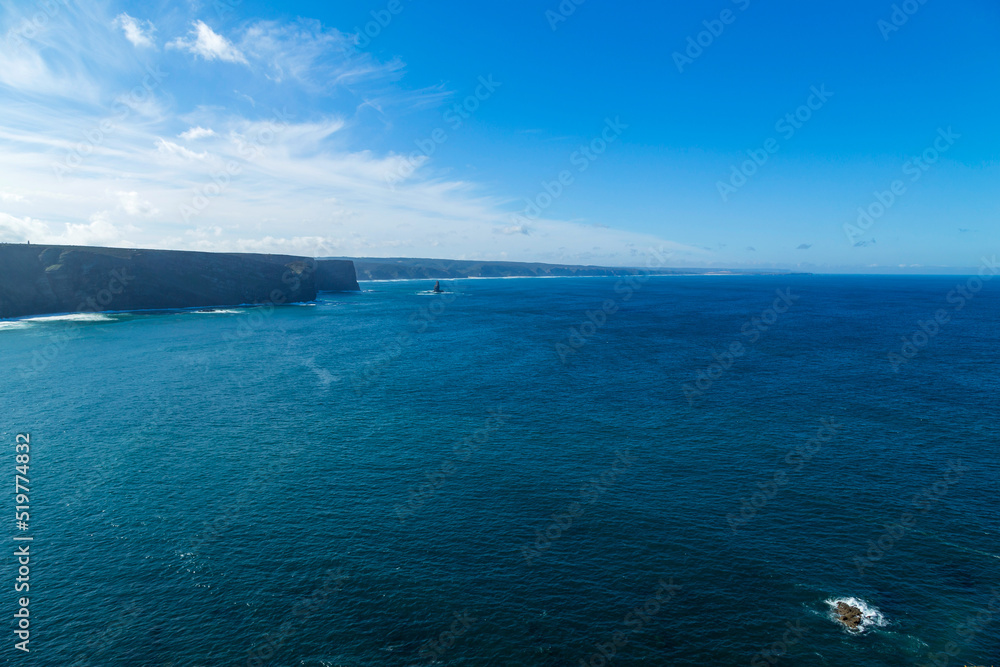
1, 275, 998, 666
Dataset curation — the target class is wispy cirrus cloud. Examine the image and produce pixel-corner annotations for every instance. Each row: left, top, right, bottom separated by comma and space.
0, 4, 702, 266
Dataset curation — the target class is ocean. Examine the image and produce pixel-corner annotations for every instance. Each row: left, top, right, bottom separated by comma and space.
1, 275, 998, 666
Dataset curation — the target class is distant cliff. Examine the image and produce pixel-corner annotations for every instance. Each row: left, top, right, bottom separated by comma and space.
335, 257, 800, 280
315, 259, 360, 291
0, 245, 358, 320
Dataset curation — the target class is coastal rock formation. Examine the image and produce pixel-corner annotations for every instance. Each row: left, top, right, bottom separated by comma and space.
0, 244, 356, 319
835, 601, 864, 630
315, 259, 361, 291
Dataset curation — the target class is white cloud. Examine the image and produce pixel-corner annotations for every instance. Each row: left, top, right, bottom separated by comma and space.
496, 224, 531, 235
155, 138, 208, 161
112, 13, 156, 49
0, 212, 135, 246
0, 9, 705, 267
117, 191, 158, 217
179, 126, 216, 141
168, 21, 247, 64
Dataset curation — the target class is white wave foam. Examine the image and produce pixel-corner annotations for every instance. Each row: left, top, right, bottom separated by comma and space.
22, 313, 113, 323
191, 309, 243, 315
825, 597, 888, 633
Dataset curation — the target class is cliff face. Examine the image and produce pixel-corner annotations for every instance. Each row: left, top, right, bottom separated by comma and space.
315, 259, 361, 291
0, 244, 326, 319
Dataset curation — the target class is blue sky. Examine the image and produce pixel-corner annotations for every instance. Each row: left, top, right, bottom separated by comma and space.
0, 0, 996, 271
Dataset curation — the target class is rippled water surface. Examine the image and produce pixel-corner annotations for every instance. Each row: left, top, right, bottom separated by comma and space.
1, 275, 998, 665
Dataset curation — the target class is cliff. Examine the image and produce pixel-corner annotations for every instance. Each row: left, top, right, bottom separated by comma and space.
0, 244, 361, 319
315, 259, 360, 291
337, 257, 800, 280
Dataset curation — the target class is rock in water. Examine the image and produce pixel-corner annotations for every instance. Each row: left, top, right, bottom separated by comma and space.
836, 602, 863, 630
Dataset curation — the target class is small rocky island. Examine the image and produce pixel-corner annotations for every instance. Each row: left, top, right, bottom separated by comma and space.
0, 243, 359, 319
835, 601, 864, 630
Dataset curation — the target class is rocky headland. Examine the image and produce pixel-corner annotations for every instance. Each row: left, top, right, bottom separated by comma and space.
0, 244, 359, 320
